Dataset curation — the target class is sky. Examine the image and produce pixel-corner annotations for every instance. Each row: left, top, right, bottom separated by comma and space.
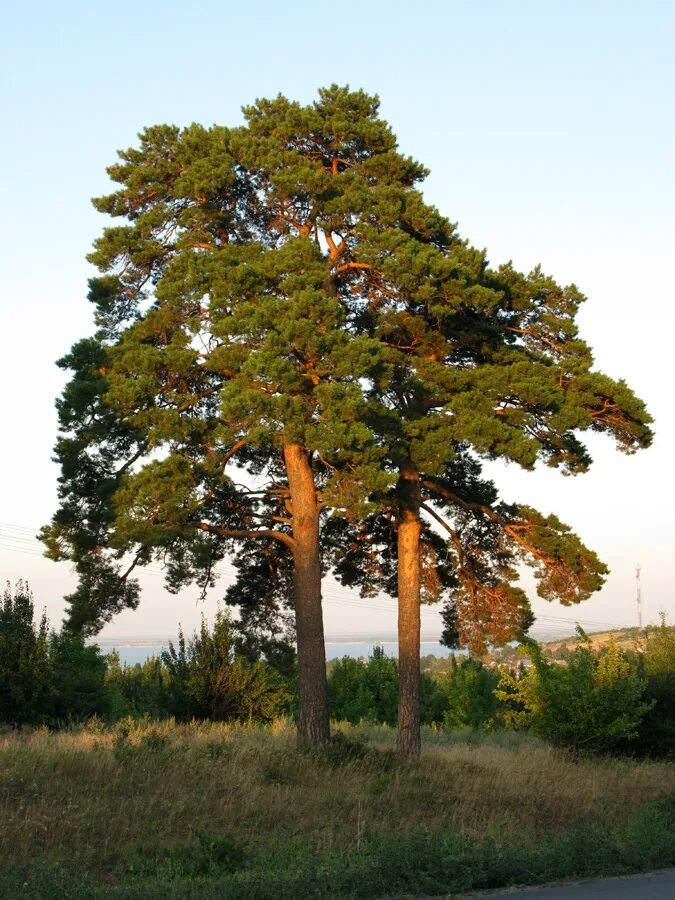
1, 0, 673, 641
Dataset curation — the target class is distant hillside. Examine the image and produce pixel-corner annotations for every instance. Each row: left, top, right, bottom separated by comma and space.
486, 624, 674, 668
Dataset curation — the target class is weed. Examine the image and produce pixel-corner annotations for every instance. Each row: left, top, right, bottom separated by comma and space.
201, 739, 232, 760
319, 731, 369, 767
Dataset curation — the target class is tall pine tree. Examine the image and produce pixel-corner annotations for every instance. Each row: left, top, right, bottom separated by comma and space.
324, 177, 653, 755
42, 88, 418, 747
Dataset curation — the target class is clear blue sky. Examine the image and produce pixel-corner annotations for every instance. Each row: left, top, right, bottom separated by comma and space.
1, 1, 673, 639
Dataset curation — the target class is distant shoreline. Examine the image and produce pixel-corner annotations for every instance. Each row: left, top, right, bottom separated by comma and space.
96, 636, 438, 648
94, 625, 643, 654
93, 627, 618, 649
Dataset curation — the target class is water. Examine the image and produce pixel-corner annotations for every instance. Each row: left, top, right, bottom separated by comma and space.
110, 645, 167, 666
327, 641, 453, 660
108, 641, 453, 667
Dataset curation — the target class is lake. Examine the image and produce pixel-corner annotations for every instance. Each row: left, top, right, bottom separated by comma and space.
110, 641, 454, 667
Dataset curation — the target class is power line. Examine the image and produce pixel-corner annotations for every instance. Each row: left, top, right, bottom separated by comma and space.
0, 520, 634, 632
0, 522, 39, 532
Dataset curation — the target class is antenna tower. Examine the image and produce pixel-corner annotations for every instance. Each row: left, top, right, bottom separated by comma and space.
635, 563, 643, 630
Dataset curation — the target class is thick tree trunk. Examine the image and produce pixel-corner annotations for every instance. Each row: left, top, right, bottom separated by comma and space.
283, 443, 330, 749
396, 461, 422, 759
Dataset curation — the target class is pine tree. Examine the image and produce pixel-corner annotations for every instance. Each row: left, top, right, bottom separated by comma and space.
41, 87, 413, 747
161, 611, 289, 722
309, 101, 653, 755
332, 259, 651, 755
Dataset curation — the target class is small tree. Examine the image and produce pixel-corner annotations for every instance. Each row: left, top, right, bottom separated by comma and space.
161, 610, 289, 722
631, 617, 675, 757
441, 657, 501, 731
105, 651, 169, 719
327, 646, 398, 724
0, 581, 51, 725
327, 646, 444, 725
48, 631, 110, 723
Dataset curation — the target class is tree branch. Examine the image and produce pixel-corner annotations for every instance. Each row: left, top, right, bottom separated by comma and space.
335, 261, 372, 275
420, 502, 465, 563
421, 479, 556, 568
194, 521, 295, 550
176, 383, 224, 413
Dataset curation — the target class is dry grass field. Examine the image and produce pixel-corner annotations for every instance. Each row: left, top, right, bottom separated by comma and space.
1, 720, 673, 898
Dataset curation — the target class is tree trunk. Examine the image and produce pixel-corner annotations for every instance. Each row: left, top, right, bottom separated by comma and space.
396, 461, 422, 758
283, 443, 330, 749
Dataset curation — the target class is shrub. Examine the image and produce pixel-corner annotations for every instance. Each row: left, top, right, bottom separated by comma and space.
439, 657, 501, 730
327, 647, 398, 725
628, 617, 675, 757
105, 652, 169, 719
497, 630, 652, 753
48, 631, 110, 723
161, 610, 289, 722
327, 646, 446, 726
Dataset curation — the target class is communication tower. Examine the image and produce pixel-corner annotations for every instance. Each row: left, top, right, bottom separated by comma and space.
635, 563, 643, 630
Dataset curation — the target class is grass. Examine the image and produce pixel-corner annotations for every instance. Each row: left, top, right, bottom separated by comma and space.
0, 719, 673, 898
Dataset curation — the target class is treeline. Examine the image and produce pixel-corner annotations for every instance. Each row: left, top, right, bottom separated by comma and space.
329, 625, 674, 757
2, 582, 672, 757
0, 583, 290, 728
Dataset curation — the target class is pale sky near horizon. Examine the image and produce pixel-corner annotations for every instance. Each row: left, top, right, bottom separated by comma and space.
1, 1, 673, 641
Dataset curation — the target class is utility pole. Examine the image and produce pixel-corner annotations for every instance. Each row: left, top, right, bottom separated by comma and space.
635, 563, 643, 630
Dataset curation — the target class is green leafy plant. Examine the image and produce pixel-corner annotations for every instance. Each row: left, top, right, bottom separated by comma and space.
497, 630, 652, 753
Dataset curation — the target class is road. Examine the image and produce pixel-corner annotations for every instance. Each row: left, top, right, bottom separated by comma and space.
452, 869, 675, 898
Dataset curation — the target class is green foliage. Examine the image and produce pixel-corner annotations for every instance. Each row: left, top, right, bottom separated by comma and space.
44, 87, 410, 636
43, 85, 652, 665
161, 610, 290, 722
327, 646, 398, 724
47, 631, 110, 723
0, 581, 51, 725
327, 646, 445, 726
100, 632, 674, 758
104, 652, 168, 719
628, 617, 675, 757
440, 656, 502, 730
0, 582, 291, 728
497, 631, 652, 753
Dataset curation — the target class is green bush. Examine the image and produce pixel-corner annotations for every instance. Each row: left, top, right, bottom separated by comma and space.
327, 646, 446, 726
627, 617, 675, 757
439, 656, 501, 730
47, 631, 110, 723
497, 630, 652, 753
105, 652, 169, 719
327, 647, 398, 724
161, 610, 290, 722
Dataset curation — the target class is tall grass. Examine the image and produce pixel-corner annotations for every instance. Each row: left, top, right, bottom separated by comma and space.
0, 719, 673, 898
